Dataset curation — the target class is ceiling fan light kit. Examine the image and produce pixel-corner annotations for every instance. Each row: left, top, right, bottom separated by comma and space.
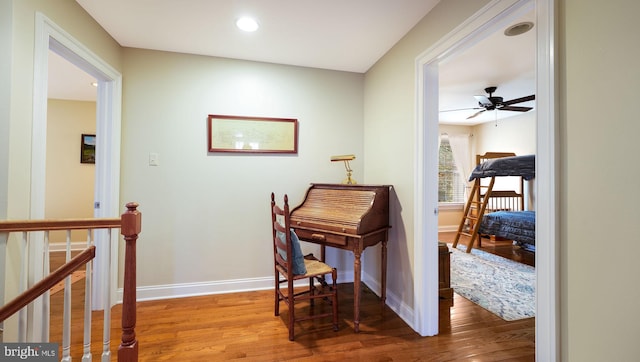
440, 86, 535, 120
466, 86, 535, 119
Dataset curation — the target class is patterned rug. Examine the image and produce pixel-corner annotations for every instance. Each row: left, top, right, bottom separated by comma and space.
447, 243, 535, 321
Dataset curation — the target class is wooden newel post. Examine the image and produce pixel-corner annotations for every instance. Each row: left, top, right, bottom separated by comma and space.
119, 202, 141, 362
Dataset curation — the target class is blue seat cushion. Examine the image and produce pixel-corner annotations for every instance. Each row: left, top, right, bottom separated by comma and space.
276, 228, 307, 275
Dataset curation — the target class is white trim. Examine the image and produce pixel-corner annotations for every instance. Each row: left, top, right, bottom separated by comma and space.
414, 0, 532, 337
48, 242, 86, 252
126, 277, 276, 303
363, 266, 415, 325
437, 225, 459, 233
438, 203, 464, 211
534, 0, 559, 360
29, 12, 52, 342
32, 15, 49, 221
125, 271, 355, 303
413, 58, 440, 336
33, 13, 122, 313
415, 1, 558, 360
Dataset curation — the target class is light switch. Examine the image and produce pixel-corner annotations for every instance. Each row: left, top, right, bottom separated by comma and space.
149, 153, 159, 166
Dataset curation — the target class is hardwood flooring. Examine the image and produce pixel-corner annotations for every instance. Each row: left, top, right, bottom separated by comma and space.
48, 236, 535, 361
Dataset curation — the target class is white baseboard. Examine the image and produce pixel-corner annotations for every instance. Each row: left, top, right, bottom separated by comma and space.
49, 242, 86, 252
116, 269, 355, 304
125, 277, 274, 303
438, 225, 459, 233
362, 270, 415, 330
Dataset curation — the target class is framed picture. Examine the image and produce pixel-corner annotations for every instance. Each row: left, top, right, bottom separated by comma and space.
80, 134, 96, 164
207, 114, 298, 154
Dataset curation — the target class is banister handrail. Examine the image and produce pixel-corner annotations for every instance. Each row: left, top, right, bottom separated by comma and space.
0, 246, 96, 322
0, 217, 121, 232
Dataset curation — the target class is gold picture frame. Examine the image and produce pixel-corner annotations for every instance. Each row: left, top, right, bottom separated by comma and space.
207, 114, 298, 154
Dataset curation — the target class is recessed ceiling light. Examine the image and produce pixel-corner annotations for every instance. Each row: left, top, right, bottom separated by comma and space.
504, 21, 534, 36
236, 17, 259, 32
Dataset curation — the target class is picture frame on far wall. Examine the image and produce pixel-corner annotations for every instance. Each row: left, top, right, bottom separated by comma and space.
80, 134, 96, 164
207, 114, 298, 154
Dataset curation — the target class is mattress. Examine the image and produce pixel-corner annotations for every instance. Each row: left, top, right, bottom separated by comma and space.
469, 154, 535, 181
478, 210, 535, 248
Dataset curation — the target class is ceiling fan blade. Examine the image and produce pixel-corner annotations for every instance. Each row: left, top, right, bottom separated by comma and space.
473, 95, 492, 107
499, 105, 533, 112
502, 94, 535, 106
440, 107, 483, 113
466, 109, 486, 119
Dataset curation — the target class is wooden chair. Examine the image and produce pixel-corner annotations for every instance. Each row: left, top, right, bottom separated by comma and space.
271, 193, 339, 341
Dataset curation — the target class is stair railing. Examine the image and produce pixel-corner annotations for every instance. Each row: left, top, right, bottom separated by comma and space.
0, 202, 141, 362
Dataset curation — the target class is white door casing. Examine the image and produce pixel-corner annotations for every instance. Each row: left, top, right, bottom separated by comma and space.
414, 0, 558, 361
32, 13, 122, 330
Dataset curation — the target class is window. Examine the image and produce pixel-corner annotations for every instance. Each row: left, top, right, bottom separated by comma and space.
438, 137, 465, 204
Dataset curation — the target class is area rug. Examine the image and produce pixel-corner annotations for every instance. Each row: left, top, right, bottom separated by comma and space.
447, 243, 535, 321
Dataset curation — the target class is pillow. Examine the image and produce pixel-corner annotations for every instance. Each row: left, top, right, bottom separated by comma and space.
276, 228, 307, 275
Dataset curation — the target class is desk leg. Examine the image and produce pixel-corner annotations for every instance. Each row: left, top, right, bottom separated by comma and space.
381, 239, 387, 305
353, 249, 362, 332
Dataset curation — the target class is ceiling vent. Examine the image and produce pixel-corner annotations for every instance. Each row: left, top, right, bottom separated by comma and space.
504, 21, 534, 37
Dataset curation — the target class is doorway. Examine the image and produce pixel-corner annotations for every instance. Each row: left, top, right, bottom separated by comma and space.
32, 13, 123, 314
45, 50, 97, 239
414, 0, 558, 360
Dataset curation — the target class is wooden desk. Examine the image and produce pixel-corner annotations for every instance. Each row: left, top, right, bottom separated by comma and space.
295, 227, 389, 332
290, 183, 391, 332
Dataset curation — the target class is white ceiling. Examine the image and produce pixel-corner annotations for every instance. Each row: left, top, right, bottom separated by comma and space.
50, 1, 535, 125
48, 50, 97, 102
76, 0, 441, 73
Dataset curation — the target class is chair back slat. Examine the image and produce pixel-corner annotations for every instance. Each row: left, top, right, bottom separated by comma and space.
269, 192, 339, 341
271, 194, 294, 277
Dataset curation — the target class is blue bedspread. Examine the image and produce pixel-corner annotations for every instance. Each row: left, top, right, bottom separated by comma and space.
478, 210, 536, 248
469, 154, 536, 181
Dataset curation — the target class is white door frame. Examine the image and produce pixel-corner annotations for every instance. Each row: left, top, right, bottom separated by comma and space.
32, 13, 122, 315
414, 0, 558, 361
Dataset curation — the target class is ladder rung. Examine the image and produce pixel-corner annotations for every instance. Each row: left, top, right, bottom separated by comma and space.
460, 232, 473, 237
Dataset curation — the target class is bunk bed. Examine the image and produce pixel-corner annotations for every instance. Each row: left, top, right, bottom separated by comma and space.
478, 210, 536, 251
452, 153, 536, 253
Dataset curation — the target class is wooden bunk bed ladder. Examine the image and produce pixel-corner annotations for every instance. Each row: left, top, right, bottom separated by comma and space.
452, 177, 495, 253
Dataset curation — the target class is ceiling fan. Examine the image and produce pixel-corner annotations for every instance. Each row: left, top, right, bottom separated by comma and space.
444, 86, 535, 119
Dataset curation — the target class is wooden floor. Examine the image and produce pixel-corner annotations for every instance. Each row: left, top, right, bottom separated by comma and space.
49, 235, 535, 361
